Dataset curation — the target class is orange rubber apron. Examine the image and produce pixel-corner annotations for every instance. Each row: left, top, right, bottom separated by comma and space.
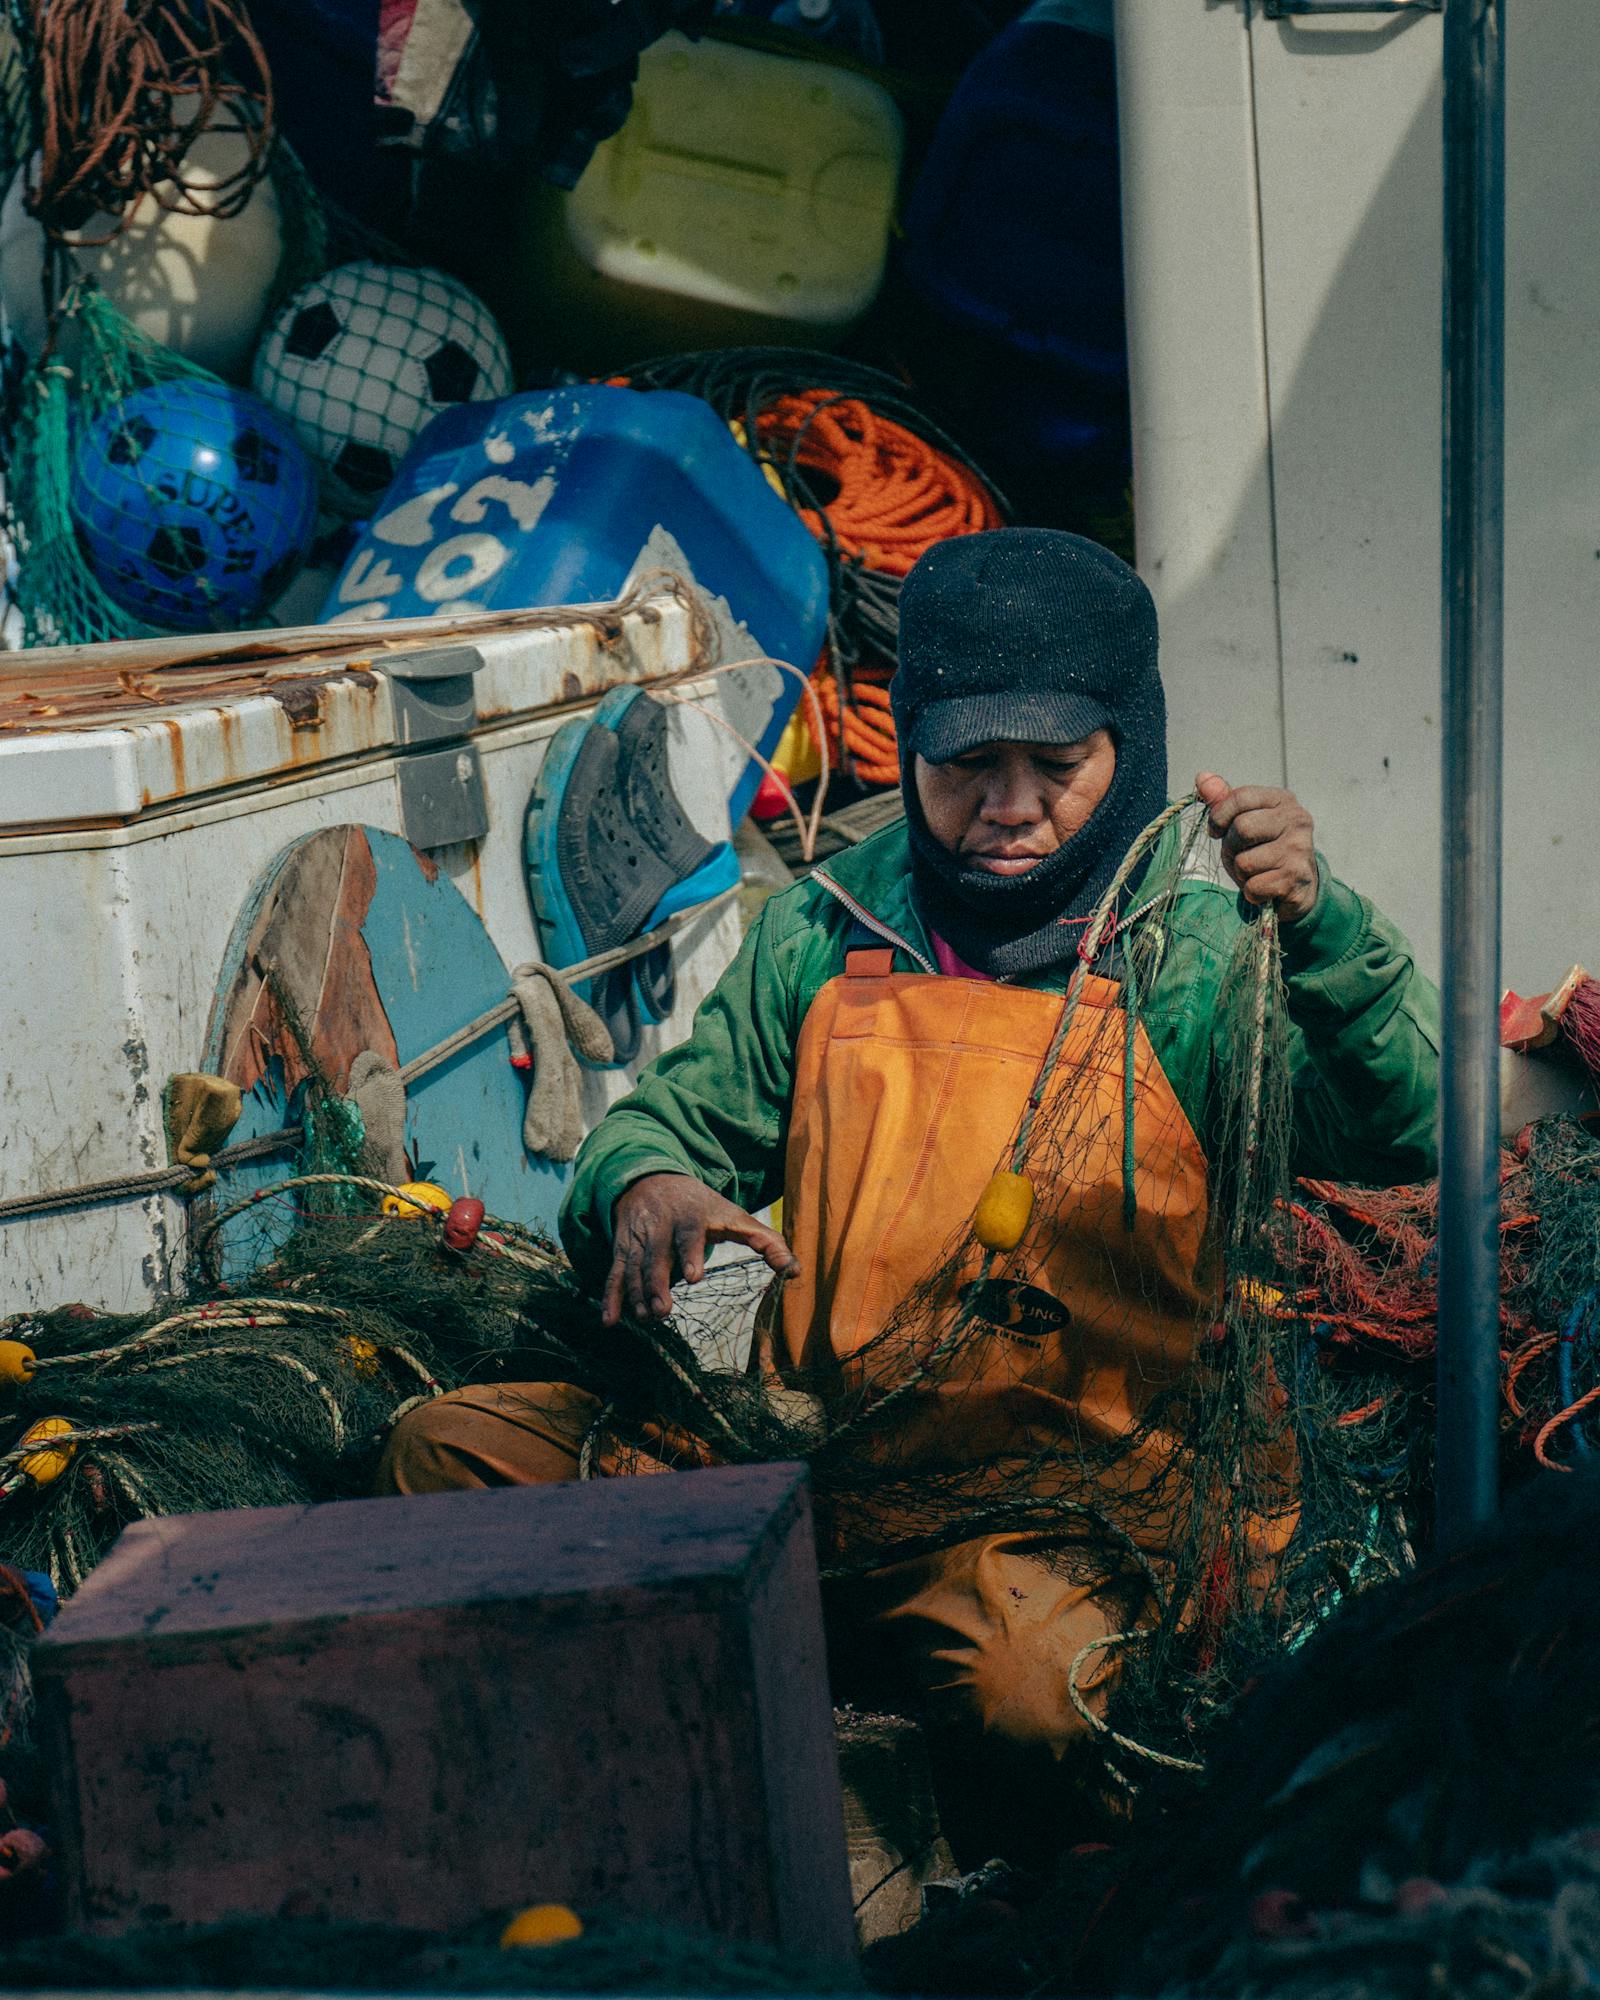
759, 948, 1269, 1573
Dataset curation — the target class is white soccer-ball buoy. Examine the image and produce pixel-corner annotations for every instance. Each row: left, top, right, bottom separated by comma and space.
0, 115, 282, 380
252, 261, 514, 515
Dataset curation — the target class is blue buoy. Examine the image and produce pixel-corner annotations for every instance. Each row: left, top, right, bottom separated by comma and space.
72, 379, 318, 632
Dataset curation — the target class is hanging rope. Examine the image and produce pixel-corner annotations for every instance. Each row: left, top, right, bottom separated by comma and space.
615, 351, 1008, 787
757, 390, 1003, 788
21, 0, 275, 244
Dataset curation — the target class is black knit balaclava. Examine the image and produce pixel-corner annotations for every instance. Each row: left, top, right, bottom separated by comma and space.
892, 529, 1167, 977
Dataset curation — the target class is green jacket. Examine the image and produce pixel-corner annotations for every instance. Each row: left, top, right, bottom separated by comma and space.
559, 820, 1441, 1278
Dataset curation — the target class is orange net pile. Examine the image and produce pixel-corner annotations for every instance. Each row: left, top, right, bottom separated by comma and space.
1291, 1114, 1600, 1475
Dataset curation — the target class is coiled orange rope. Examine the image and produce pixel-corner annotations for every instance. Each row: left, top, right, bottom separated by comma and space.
616, 354, 1007, 789
755, 391, 1002, 786
760, 391, 999, 577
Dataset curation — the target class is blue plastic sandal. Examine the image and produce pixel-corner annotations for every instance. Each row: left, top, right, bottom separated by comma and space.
524, 689, 739, 1063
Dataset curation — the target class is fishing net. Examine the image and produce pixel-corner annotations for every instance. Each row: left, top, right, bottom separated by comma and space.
1291, 1115, 1600, 1475
0, 797, 1418, 1811
616, 350, 1009, 789
10, 804, 1598, 1818
5, 284, 207, 644
878, 1467, 1600, 1997
0, 0, 405, 648
0, 280, 304, 646
0, 1911, 857, 1993
1192, 1837, 1600, 2000
0, 179, 410, 647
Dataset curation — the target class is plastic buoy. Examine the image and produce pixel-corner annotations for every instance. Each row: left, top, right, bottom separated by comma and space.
973, 1170, 1035, 1252
15, 1417, 75, 1487
344, 1335, 380, 1375
500, 1903, 585, 1948
0, 115, 284, 378
443, 1197, 486, 1252
381, 1181, 453, 1218
0, 1340, 36, 1386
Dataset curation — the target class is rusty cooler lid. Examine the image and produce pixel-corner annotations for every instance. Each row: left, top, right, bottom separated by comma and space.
0, 583, 707, 835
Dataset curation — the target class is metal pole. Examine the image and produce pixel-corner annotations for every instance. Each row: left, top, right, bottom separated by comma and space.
1437, 0, 1505, 1549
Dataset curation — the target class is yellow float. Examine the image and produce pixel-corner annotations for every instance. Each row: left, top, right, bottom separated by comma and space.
380, 1182, 454, 1219
0, 1340, 37, 1386
500, 1903, 585, 1948
15, 1416, 76, 1487
973, 1170, 1035, 1253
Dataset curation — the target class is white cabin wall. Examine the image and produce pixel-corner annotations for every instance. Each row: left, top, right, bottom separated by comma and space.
1498, 2, 1600, 995
1117, 0, 1600, 991
1115, 0, 1286, 792
1251, 8, 1445, 971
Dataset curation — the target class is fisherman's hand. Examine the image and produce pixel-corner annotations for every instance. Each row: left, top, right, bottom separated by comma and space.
1195, 773, 1320, 924
603, 1173, 799, 1326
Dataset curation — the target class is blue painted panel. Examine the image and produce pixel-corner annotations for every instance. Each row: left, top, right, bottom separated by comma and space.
360, 832, 566, 1224
203, 825, 565, 1281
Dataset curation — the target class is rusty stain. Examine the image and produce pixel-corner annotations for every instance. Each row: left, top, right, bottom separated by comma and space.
411, 847, 439, 883
0, 661, 379, 734
215, 706, 241, 784
158, 718, 187, 797
6, 811, 127, 834
467, 846, 484, 914
0, 576, 687, 734
269, 680, 330, 730
0, 582, 697, 835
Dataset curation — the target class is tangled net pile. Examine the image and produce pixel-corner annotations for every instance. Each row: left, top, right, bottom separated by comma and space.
1292, 1114, 1600, 1474
4, 802, 1599, 1802
0, 802, 1418, 1797
618, 350, 1007, 787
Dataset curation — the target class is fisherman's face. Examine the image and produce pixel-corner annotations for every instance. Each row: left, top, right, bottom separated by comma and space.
915, 731, 1117, 875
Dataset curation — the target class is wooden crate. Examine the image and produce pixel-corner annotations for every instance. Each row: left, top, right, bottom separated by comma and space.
35, 1463, 855, 1963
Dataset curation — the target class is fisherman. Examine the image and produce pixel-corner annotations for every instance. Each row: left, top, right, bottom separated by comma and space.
381, 529, 1438, 1834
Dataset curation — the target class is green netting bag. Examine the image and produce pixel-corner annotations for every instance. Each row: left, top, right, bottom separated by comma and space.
6, 284, 224, 645
0, 50, 395, 644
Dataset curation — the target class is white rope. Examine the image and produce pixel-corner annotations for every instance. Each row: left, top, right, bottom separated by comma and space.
1066, 1629, 1206, 1775
0, 885, 738, 1229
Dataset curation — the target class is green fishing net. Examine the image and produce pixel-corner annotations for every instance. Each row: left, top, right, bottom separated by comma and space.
0, 799, 1425, 1801
0, 1908, 857, 1994
0, 0, 394, 649
5, 285, 220, 646
10, 800, 1597, 1835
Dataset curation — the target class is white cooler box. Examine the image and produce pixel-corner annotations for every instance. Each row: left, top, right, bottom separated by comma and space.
0, 580, 766, 1312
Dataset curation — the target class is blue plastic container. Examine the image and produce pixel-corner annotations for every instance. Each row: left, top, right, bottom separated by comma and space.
322, 386, 829, 828
899, 1, 1126, 464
